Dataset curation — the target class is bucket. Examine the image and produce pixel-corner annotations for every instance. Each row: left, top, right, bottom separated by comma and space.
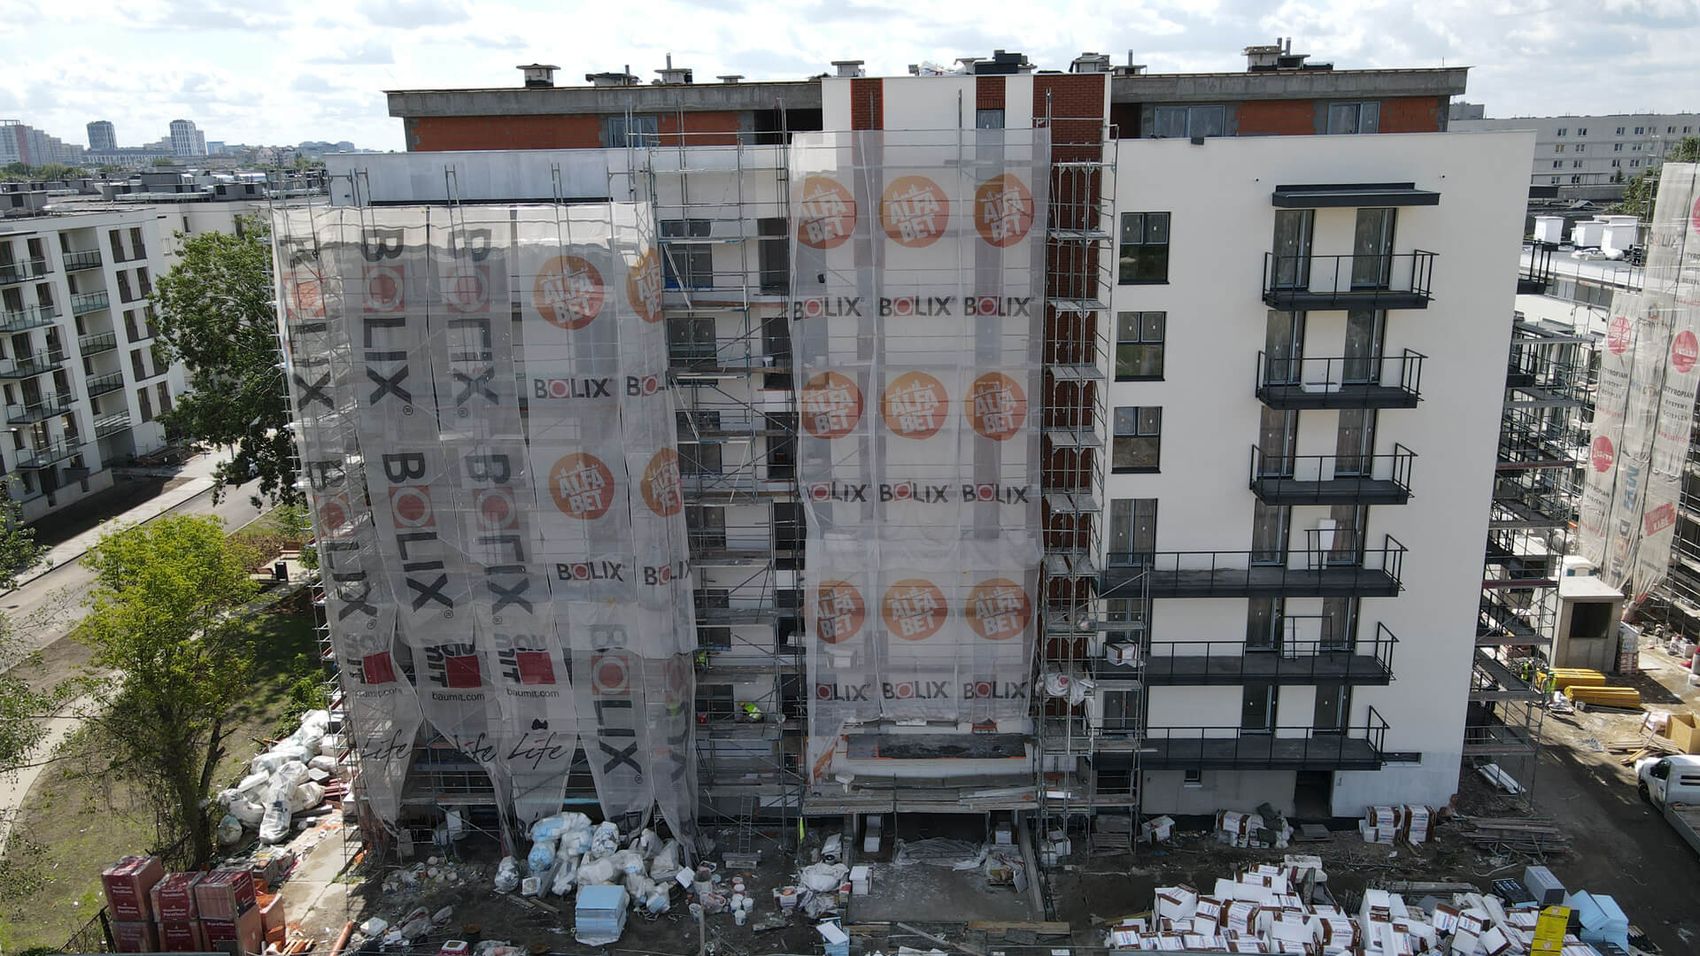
775, 886, 798, 910
734, 907, 747, 926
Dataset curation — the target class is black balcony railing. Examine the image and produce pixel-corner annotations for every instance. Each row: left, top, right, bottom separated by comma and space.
1142, 706, 1389, 770
1518, 241, 1555, 295
0, 258, 50, 284
0, 303, 59, 333
6, 391, 74, 425
1103, 533, 1406, 599
1262, 251, 1436, 310
17, 438, 80, 470
94, 412, 132, 438
78, 331, 118, 355
0, 350, 67, 379
61, 249, 102, 271
70, 291, 109, 316
1255, 350, 1424, 409
85, 371, 125, 396
1141, 622, 1398, 686
1249, 444, 1416, 505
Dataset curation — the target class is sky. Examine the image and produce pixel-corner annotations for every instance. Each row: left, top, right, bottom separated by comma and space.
0, 0, 1696, 153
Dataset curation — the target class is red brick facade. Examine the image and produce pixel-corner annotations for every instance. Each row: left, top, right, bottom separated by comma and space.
850, 77, 884, 130
976, 76, 1004, 111
1379, 96, 1446, 133
405, 115, 601, 151
1237, 99, 1316, 136
658, 111, 741, 146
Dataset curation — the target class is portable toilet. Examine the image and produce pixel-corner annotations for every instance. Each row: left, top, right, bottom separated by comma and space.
1533, 216, 1565, 245
574, 885, 629, 945
1600, 215, 1640, 257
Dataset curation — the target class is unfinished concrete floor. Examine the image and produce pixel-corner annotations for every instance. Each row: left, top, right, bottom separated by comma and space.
847, 864, 1031, 922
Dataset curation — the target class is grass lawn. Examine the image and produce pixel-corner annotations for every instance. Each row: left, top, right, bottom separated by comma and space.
0, 605, 321, 952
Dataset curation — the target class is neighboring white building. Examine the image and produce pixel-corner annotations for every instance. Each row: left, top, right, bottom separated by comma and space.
1452, 107, 1700, 187
0, 204, 189, 522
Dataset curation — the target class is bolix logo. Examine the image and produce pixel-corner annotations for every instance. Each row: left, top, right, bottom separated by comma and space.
800, 371, 863, 438
967, 372, 1027, 441
534, 255, 605, 330
815, 681, 869, 702
547, 452, 615, 519
881, 579, 948, 641
966, 578, 1031, 640
641, 448, 684, 517
963, 679, 1029, 700
532, 376, 614, 400
288, 273, 326, 318
442, 266, 491, 313
880, 175, 950, 248
555, 560, 625, 582
363, 265, 405, 313
882, 371, 948, 439
797, 176, 856, 249
444, 317, 499, 412
974, 173, 1034, 247
627, 249, 665, 323
814, 580, 866, 644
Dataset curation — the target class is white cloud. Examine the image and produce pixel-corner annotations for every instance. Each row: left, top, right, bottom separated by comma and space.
0, 0, 1695, 151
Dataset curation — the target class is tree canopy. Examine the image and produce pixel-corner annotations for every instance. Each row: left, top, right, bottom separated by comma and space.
0, 493, 45, 773
152, 215, 300, 507
78, 514, 260, 865
1615, 136, 1700, 217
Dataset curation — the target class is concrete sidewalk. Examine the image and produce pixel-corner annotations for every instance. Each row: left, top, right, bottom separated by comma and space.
7, 450, 231, 594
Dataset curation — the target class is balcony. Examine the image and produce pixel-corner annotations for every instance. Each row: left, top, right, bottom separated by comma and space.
1102, 534, 1406, 599
6, 392, 74, 425
0, 350, 67, 379
70, 291, 109, 316
0, 303, 59, 333
95, 411, 133, 438
1261, 251, 1435, 310
1255, 350, 1423, 410
16, 438, 81, 470
1249, 445, 1415, 506
1142, 707, 1388, 771
0, 258, 50, 284
78, 331, 119, 355
61, 249, 103, 272
1141, 622, 1398, 686
85, 371, 125, 396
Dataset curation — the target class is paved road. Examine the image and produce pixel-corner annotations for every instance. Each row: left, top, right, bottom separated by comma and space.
0, 472, 265, 858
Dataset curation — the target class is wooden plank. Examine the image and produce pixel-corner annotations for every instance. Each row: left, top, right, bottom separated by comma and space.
966, 921, 1072, 936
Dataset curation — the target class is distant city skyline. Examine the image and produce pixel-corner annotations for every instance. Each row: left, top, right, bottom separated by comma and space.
1, 0, 1696, 152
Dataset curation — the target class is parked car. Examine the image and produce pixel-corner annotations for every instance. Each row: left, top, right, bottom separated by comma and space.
1636, 754, 1700, 855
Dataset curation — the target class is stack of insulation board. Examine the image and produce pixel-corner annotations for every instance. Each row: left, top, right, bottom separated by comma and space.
1543, 668, 1607, 690
1563, 684, 1643, 708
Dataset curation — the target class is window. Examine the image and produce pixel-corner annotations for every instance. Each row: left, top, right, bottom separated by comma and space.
1616, 126, 1626, 135
1108, 498, 1158, 561
975, 108, 1005, 130
697, 684, 734, 721
1631, 160, 1641, 168
667, 314, 716, 364
1632, 143, 1643, 151
1552, 161, 1563, 169
1554, 144, 1564, 153
757, 217, 789, 294
108, 230, 123, 261
1635, 126, 1645, 135
1577, 127, 1588, 135
1614, 143, 1624, 152
1183, 768, 1203, 785
1118, 212, 1170, 284
1114, 311, 1165, 380
1686, 126, 1693, 134
659, 219, 712, 289
1550, 176, 1560, 185
606, 113, 658, 146
1112, 406, 1161, 472
1153, 105, 1225, 138
182, 216, 191, 234
1556, 128, 1567, 137
137, 268, 151, 296
156, 381, 172, 414
1612, 159, 1621, 168
137, 387, 152, 423
678, 440, 722, 476
1571, 175, 1582, 184
128, 227, 145, 259
150, 343, 167, 374
116, 272, 132, 302
1572, 160, 1583, 168
1326, 102, 1381, 134
130, 349, 146, 379
1574, 144, 1585, 153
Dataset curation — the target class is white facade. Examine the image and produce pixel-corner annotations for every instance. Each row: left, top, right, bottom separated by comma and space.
1453, 112, 1700, 187
169, 119, 208, 158
1107, 131, 1534, 814
0, 209, 189, 522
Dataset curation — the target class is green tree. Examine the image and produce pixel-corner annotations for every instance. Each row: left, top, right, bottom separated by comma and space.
0, 492, 46, 772
152, 215, 300, 507
77, 515, 259, 866
1615, 136, 1700, 216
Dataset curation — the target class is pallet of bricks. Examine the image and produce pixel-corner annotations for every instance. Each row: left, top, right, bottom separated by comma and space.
102, 855, 288, 953
1359, 805, 1433, 847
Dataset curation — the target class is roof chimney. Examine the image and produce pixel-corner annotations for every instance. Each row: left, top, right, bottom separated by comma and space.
717, 74, 744, 84
585, 68, 639, 87
656, 53, 693, 85
1070, 52, 1111, 73
832, 59, 865, 78
517, 63, 559, 88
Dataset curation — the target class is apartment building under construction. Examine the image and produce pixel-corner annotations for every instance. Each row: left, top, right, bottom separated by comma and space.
289, 45, 1535, 863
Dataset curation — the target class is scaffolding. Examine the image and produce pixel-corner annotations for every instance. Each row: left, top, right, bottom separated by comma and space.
1030, 101, 1138, 892
1466, 313, 1596, 793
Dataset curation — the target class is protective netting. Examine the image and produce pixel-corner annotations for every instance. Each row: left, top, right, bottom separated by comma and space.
1578, 164, 1700, 603
274, 204, 697, 847
788, 130, 1049, 782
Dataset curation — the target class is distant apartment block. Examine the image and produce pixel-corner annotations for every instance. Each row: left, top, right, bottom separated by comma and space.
87, 120, 116, 153
0, 119, 86, 167
1451, 105, 1700, 187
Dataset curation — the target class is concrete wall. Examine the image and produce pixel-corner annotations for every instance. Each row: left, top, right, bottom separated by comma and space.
1143, 769, 1297, 816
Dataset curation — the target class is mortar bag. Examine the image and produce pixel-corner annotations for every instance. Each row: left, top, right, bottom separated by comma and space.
634, 828, 662, 858
550, 855, 580, 896
528, 837, 560, 874
229, 797, 266, 827
493, 856, 520, 893
643, 886, 671, 915
308, 755, 339, 774
624, 872, 657, 900
289, 781, 326, 812
271, 760, 310, 792
588, 821, 620, 859
609, 849, 645, 876
576, 856, 618, 886
649, 840, 681, 879
799, 861, 847, 892
529, 813, 569, 843
258, 797, 291, 844
250, 744, 306, 776
216, 813, 245, 846
235, 771, 271, 797
561, 818, 594, 856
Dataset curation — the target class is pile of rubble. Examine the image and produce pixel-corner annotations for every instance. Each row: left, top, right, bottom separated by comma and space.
214, 710, 344, 846
1108, 858, 1626, 954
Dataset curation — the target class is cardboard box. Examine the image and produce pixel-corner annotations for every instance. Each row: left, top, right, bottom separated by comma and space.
195, 868, 256, 921
203, 906, 265, 956
156, 919, 207, 953
1664, 712, 1700, 753
259, 893, 288, 945
102, 856, 166, 922
150, 872, 203, 922
111, 919, 158, 953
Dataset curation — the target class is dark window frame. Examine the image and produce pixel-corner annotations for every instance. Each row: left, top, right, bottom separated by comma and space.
1114, 311, 1166, 381
1118, 211, 1171, 285
1111, 406, 1162, 474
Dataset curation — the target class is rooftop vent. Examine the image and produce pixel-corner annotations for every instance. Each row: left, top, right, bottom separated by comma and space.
586, 67, 640, 87
717, 74, 744, 84
655, 54, 693, 85
969, 50, 1031, 75
1244, 38, 1331, 72
517, 63, 560, 88
1070, 52, 1111, 74
832, 60, 865, 78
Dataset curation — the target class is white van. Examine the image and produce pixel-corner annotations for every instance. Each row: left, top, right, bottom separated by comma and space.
1636, 754, 1700, 807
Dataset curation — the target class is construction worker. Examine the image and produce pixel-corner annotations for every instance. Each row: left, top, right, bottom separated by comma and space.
741, 701, 763, 722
